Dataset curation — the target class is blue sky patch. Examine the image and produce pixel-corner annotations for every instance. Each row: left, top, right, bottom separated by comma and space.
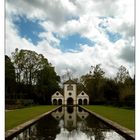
60, 33, 94, 52
106, 31, 122, 43
13, 15, 45, 45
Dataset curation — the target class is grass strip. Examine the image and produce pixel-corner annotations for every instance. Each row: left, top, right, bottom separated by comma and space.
5, 105, 57, 131
84, 105, 135, 131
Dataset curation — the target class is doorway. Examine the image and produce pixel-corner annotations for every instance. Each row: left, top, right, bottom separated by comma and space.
67, 97, 73, 105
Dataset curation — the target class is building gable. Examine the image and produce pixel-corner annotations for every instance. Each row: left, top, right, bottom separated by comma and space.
52, 91, 63, 98
51, 80, 89, 105
64, 79, 77, 85
77, 91, 89, 97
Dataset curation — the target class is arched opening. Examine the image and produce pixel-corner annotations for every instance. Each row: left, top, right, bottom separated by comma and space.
67, 97, 73, 105
78, 99, 82, 105
67, 106, 74, 113
83, 99, 88, 105
78, 107, 82, 112
53, 99, 57, 105
58, 99, 62, 105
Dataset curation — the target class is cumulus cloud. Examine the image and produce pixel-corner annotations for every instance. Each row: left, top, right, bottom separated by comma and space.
119, 46, 135, 63
6, 0, 135, 78
6, 0, 77, 25
39, 32, 60, 47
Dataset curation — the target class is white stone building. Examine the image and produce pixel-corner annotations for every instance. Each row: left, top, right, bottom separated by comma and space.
51, 79, 89, 105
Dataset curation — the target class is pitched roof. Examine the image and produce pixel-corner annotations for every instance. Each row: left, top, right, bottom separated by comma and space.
52, 91, 63, 97
63, 79, 77, 84
77, 91, 89, 96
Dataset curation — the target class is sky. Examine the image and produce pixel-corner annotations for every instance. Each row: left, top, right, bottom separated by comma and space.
5, 0, 135, 79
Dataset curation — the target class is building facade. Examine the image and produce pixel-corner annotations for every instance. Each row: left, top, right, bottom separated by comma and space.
51, 79, 89, 105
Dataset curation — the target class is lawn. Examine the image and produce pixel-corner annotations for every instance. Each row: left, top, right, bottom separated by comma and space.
5, 105, 57, 131
84, 105, 135, 131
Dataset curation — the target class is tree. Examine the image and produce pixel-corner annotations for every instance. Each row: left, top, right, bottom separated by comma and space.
11, 48, 46, 85
91, 64, 105, 79
103, 78, 119, 103
36, 65, 60, 104
5, 55, 16, 98
11, 48, 60, 104
115, 66, 135, 107
81, 64, 106, 104
115, 65, 130, 83
119, 77, 135, 106
11, 48, 23, 83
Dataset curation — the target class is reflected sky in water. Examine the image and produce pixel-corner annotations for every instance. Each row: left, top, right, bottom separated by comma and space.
12, 106, 126, 140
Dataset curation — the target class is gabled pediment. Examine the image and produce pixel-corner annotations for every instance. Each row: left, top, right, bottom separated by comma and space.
64, 79, 77, 84
77, 91, 89, 97
52, 91, 63, 98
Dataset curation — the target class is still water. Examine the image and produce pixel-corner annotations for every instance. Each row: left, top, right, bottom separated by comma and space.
12, 106, 127, 140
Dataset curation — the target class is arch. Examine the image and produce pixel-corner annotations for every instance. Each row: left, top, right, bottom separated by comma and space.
78, 107, 82, 112
58, 99, 62, 105
78, 99, 82, 105
67, 97, 73, 105
53, 99, 57, 105
67, 106, 74, 113
83, 99, 88, 105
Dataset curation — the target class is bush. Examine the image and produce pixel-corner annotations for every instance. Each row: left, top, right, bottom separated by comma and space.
16, 99, 34, 106
5, 99, 17, 105
5, 99, 34, 109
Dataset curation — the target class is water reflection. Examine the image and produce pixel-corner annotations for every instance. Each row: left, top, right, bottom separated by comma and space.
11, 106, 126, 140
12, 125, 37, 140
52, 106, 89, 130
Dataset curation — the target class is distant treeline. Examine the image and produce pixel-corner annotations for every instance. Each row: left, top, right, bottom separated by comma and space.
79, 64, 135, 108
5, 48, 135, 108
5, 48, 60, 106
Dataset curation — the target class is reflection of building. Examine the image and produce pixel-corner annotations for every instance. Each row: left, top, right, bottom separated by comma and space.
77, 107, 89, 120
64, 106, 77, 129
51, 107, 64, 120
51, 106, 89, 130
51, 79, 89, 105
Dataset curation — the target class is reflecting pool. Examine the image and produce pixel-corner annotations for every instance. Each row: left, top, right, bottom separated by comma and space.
11, 106, 127, 140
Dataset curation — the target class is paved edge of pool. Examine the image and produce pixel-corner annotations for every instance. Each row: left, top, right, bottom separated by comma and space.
5, 106, 61, 140
80, 105, 135, 140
